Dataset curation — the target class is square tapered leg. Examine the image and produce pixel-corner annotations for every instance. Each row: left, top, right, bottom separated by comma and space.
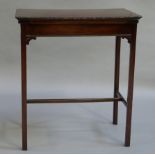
113, 36, 121, 125
125, 26, 137, 146
21, 27, 27, 150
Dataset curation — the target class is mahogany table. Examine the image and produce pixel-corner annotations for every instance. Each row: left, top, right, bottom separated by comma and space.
16, 8, 142, 150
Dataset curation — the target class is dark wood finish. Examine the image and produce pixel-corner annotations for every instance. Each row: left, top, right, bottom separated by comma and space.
27, 97, 121, 104
125, 26, 137, 146
113, 36, 121, 125
117, 92, 128, 107
16, 9, 141, 150
21, 24, 27, 150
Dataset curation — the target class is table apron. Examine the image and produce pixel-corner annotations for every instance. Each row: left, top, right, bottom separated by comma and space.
23, 24, 134, 36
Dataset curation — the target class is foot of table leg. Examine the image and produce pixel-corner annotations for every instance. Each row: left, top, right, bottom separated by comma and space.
113, 36, 121, 125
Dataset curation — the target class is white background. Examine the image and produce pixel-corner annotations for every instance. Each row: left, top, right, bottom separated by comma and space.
0, 0, 155, 153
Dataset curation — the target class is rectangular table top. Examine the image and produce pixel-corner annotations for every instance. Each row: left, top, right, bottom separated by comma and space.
16, 8, 142, 22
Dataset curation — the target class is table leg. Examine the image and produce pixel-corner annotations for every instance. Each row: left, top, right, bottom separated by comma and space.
125, 27, 137, 146
21, 29, 27, 150
113, 36, 121, 125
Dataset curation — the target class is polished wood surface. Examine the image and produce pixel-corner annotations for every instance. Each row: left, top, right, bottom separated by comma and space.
16, 8, 141, 150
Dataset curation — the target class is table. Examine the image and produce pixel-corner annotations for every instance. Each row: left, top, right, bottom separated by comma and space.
16, 9, 142, 150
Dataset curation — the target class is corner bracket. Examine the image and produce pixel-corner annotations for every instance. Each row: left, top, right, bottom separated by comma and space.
121, 36, 131, 44
26, 36, 36, 45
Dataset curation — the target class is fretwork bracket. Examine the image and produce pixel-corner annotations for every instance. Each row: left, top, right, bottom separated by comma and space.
26, 36, 36, 45
121, 36, 132, 44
